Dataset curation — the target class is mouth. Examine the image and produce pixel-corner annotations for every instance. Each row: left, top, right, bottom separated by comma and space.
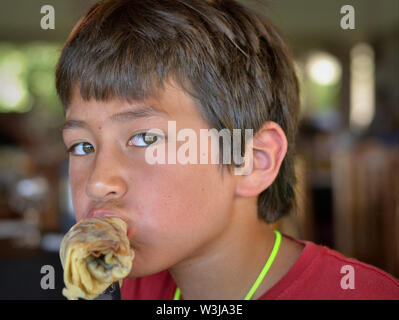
86, 208, 135, 240
87, 209, 121, 219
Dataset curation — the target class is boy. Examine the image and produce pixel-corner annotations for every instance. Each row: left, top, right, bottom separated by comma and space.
56, 0, 399, 299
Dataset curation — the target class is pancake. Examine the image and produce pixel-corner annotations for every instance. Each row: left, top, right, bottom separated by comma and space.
59, 217, 134, 300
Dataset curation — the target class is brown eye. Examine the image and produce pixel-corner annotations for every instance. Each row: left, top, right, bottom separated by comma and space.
144, 134, 158, 144
68, 142, 94, 155
129, 133, 160, 147
83, 143, 94, 153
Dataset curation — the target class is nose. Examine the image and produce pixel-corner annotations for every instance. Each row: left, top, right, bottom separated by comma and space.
86, 148, 128, 201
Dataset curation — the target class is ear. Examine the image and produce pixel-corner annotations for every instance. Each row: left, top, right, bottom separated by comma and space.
234, 121, 288, 198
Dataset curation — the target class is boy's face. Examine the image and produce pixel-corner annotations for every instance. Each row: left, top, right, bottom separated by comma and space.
62, 82, 237, 277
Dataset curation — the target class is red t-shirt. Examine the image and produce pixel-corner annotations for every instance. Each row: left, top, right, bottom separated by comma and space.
121, 233, 399, 300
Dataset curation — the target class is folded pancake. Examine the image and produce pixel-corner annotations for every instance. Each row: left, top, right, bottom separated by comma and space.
59, 217, 134, 300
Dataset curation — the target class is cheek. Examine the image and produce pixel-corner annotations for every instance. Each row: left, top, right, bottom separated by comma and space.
133, 162, 232, 253
69, 161, 88, 221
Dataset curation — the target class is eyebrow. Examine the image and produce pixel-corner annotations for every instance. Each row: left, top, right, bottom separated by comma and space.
61, 105, 169, 131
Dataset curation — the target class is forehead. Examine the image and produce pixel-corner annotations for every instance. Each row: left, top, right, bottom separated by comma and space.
65, 81, 200, 121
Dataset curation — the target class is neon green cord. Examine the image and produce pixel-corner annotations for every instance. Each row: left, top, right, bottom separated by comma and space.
244, 230, 281, 300
173, 230, 282, 300
173, 287, 181, 300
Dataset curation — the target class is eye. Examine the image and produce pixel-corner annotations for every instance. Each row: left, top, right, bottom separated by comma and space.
128, 132, 162, 147
67, 142, 95, 156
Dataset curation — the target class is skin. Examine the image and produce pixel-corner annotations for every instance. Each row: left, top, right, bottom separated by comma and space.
62, 80, 304, 300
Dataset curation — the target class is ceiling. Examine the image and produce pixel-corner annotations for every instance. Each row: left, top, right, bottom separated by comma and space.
0, 0, 397, 50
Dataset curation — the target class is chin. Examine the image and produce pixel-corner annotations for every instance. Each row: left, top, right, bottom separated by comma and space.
126, 262, 168, 279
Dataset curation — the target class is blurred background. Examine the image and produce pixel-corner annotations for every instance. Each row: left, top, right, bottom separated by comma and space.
0, 0, 397, 299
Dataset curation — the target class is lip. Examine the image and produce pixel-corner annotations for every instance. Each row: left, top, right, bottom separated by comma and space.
86, 208, 135, 239
87, 209, 122, 219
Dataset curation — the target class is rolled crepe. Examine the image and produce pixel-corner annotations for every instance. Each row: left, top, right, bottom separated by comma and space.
59, 217, 134, 300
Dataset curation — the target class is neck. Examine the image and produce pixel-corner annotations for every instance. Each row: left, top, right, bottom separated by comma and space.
168, 198, 299, 300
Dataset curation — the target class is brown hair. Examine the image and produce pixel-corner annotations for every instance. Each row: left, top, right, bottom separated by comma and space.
56, 0, 300, 223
